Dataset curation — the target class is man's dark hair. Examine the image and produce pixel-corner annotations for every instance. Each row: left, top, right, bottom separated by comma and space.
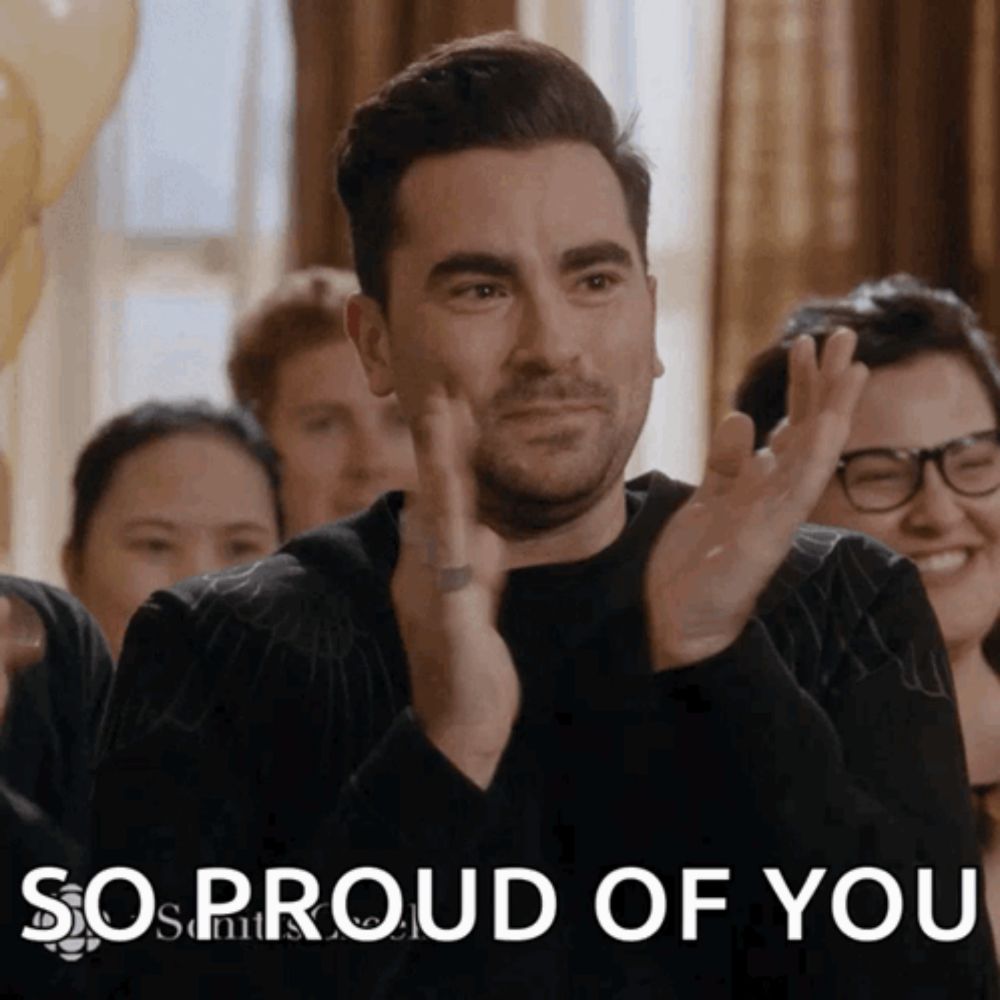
735, 274, 1000, 448
336, 31, 651, 307
67, 399, 284, 552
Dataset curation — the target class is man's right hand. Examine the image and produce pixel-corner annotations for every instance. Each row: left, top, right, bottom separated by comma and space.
391, 391, 519, 789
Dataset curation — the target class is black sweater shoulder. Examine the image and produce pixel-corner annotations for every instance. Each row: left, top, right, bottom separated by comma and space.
0, 574, 112, 840
0, 575, 112, 999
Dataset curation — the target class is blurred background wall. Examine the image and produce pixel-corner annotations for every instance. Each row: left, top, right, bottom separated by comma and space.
1, 0, 997, 584
712, 0, 999, 420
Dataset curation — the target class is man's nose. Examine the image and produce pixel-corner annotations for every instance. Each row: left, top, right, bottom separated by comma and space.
510, 285, 582, 372
902, 462, 967, 532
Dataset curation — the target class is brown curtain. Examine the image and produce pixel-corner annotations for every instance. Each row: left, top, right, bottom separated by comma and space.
288, 0, 516, 270
711, 0, 1000, 419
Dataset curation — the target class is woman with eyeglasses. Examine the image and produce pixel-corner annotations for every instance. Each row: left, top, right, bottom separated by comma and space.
736, 274, 1000, 954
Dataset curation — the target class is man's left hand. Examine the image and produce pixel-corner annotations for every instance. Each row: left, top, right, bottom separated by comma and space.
645, 328, 868, 669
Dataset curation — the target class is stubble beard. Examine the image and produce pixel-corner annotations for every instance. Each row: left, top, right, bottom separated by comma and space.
472, 415, 631, 536
465, 363, 655, 536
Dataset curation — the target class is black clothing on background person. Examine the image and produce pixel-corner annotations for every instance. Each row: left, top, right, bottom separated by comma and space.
0, 575, 112, 842
0, 575, 114, 998
91, 474, 997, 998
1, 781, 83, 999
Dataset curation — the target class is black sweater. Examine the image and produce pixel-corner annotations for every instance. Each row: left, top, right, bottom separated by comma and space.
91, 474, 997, 998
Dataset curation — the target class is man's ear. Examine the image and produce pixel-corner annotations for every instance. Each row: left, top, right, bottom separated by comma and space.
646, 274, 665, 378
345, 293, 395, 397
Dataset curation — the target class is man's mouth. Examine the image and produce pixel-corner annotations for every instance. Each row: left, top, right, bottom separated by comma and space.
500, 401, 605, 420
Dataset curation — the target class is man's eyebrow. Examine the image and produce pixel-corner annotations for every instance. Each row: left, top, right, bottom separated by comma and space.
426, 252, 518, 288
560, 241, 635, 272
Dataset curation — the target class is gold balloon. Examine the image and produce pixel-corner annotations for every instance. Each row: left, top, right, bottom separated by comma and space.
0, 59, 40, 268
0, 226, 44, 367
0, 0, 138, 206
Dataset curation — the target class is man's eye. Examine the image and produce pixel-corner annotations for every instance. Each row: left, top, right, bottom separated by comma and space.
454, 282, 505, 300
580, 272, 620, 293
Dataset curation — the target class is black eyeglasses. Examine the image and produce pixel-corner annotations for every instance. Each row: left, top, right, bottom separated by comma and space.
836, 429, 1000, 513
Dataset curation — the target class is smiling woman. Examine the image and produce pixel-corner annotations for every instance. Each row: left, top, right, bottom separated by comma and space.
735, 273, 1000, 955
61, 400, 282, 659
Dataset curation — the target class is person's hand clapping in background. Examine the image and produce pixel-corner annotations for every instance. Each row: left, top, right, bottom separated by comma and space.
0, 593, 45, 722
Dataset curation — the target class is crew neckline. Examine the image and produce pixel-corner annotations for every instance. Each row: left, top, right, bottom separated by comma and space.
354, 471, 688, 594
504, 471, 684, 586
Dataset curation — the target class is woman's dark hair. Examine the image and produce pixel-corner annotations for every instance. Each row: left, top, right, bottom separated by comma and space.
337, 31, 651, 307
66, 399, 284, 552
735, 274, 1000, 448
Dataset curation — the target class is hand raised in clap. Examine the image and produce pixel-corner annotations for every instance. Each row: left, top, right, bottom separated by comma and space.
645, 327, 868, 669
392, 389, 518, 789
